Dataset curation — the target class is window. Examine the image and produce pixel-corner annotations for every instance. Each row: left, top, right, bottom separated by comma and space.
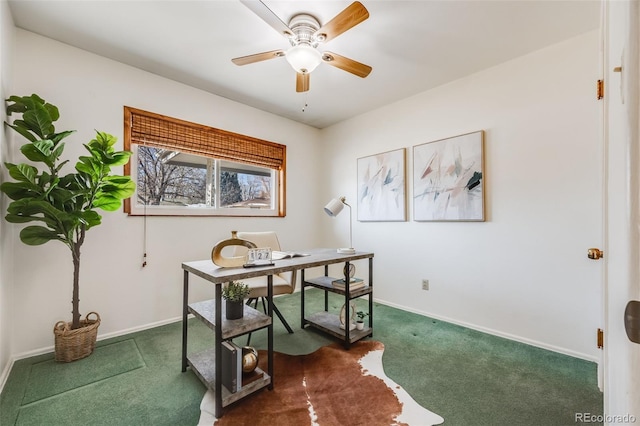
123, 107, 286, 216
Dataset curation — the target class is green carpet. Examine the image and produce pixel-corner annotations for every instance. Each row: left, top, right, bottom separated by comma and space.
22, 339, 144, 404
0, 289, 603, 426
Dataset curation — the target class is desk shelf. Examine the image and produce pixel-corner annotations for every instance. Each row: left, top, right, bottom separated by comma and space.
189, 299, 271, 340
303, 276, 372, 299
187, 348, 271, 407
301, 256, 374, 349
304, 311, 372, 343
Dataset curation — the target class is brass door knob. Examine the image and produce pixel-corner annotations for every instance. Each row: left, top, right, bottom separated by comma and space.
587, 248, 604, 260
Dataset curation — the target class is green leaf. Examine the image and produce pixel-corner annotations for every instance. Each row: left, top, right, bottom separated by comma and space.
7, 123, 37, 142
75, 161, 94, 175
99, 179, 136, 199
22, 103, 55, 138
0, 181, 42, 200
6, 199, 68, 226
5, 213, 38, 224
5, 209, 60, 231
20, 140, 55, 165
80, 210, 102, 229
103, 151, 132, 166
92, 131, 117, 148
50, 130, 75, 145
51, 141, 65, 159
8, 163, 38, 183
49, 187, 84, 207
5, 96, 28, 115
92, 195, 123, 211
53, 159, 70, 174
44, 102, 60, 122
19, 226, 62, 246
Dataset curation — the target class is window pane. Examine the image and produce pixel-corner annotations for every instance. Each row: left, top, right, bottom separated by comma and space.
136, 146, 208, 207
220, 162, 273, 209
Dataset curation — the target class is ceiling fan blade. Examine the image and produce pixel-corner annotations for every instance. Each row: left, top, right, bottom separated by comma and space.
314, 1, 369, 43
296, 72, 310, 92
240, 0, 294, 38
232, 49, 285, 66
322, 52, 372, 78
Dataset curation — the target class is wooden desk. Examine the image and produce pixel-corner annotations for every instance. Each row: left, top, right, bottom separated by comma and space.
181, 248, 374, 418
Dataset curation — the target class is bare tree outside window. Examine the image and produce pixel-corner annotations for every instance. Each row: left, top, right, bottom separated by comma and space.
137, 146, 207, 206
134, 146, 273, 211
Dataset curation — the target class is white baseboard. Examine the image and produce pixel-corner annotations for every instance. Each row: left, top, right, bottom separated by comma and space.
373, 297, 600, 364
0, 357, 15, 395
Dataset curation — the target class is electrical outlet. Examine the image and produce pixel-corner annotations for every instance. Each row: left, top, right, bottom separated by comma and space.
422, 279, 429, 290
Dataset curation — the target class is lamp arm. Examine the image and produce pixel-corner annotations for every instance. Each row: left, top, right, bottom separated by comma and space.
344, 200, 353, 250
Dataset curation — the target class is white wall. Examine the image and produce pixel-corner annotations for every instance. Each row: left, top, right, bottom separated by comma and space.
320, 31, 602, 361
8, 29, 321, 356
4, 25, 603, 366
0, 0, 15, 383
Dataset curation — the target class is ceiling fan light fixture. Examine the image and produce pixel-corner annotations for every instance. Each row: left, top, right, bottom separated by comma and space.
286, 44, 322, 74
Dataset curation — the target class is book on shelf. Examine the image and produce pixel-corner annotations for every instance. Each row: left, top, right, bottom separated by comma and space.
272, 251, 310, 260
242, 369, 263, 387
331, 277, 365, 290
221, 340, 242, 393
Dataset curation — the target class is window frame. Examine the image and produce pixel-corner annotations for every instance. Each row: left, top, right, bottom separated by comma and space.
123, 107, 286, 217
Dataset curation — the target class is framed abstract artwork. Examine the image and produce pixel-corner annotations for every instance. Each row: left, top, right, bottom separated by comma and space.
357, 148, 406, 221
413, 131, 485, 221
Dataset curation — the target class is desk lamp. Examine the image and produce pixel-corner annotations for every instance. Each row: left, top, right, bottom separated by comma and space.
324, 196, 355, 254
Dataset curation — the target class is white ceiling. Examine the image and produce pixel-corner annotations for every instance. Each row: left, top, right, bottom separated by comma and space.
8, 0, 600, 129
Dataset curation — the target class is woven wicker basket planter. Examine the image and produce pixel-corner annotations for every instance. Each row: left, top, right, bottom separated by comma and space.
53, 311, 101, 362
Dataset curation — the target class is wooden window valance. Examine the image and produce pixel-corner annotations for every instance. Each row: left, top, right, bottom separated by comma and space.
124, 107, 286, 170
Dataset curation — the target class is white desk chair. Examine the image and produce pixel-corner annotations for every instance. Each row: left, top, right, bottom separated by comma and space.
231, 231, 296, 339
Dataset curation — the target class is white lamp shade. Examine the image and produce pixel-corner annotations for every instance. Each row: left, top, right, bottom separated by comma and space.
324, 198, 344, 217
285, 44, 322, 74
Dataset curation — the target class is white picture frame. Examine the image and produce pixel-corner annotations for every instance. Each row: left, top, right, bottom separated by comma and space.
357, 148, 407, 222
413, 131, 485, 221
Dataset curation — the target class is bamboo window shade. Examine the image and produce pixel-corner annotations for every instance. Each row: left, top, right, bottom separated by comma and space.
126, 107, 285, 170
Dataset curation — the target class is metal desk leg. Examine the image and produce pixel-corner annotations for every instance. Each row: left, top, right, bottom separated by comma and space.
324, 265, 329, 311
268, 274, 274, 390
215, 283, 222, 418
181, 270, 189, 372
369, 257, 374, 336
301, 269, 306, 328
344, 261, 350, 349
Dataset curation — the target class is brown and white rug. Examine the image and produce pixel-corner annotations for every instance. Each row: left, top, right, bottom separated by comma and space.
198, 341, 444, 426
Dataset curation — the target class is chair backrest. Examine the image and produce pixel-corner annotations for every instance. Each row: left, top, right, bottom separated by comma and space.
232, 231, 296, 293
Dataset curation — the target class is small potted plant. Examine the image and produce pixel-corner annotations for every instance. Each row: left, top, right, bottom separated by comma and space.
355, 311, 369, 330
222, 281, 251, 320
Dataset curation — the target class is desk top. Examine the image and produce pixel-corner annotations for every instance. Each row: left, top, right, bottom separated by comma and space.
182, 248, 374, 284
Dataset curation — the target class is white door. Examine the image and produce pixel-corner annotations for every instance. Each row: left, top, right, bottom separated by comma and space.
603, 0, 640, 420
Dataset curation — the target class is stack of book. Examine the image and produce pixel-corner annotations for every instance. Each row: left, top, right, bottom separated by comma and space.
331, 277, 365, 291
221, 340, 263, 393
221, 340, 242, 393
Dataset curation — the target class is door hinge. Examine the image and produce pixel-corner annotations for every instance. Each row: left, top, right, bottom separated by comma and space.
597, 80, 604, 100
597, 328, 604, 349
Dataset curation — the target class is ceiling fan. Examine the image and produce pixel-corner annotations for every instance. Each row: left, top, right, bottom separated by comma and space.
232, 1, 372, 93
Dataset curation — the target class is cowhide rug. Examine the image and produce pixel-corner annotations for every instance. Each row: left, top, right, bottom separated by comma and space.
198, 341, 444, 426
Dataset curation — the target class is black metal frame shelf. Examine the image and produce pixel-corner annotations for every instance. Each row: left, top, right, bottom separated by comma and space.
301, 257, 374, 349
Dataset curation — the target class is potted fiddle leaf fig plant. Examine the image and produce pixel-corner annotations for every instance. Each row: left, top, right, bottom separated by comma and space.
222, 280, 251, 320
1, 94, 135, 362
